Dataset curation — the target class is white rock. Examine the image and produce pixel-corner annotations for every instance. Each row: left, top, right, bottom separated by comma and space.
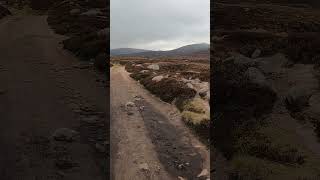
147, 64, 160, 70
186, 83, 194, 89
178, 176, 186, 180
140, 70, 149, 73
152, 75, 164, 82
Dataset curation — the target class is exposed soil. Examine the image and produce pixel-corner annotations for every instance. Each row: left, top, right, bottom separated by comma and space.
110, 66, 209, 180
0, 14, 108, 179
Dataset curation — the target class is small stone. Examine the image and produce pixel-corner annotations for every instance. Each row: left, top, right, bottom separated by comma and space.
139, 163, 149, 171
140, 70, 149, 73
177, 164, 185, 170
125, 102, 135, 108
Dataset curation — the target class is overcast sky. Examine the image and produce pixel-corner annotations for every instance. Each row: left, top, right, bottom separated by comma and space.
111, 0, 210, 50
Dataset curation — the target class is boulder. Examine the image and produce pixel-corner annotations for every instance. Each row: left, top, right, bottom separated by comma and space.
186, 83, 194, 89
147, 64, 160, 70
152, 75, 164, 82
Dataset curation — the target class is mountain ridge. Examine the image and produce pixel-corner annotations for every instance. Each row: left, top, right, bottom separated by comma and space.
111, 43, 210, 57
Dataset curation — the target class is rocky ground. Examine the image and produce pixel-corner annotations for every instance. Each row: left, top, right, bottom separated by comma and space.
47, 0, 108, 73
212, 0, 320, 179
111, 57, 210, 142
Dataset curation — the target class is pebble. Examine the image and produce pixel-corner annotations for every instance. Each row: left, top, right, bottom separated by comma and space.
139, 163, 149, 171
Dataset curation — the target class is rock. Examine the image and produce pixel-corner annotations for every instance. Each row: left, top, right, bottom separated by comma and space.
177, 164, 185, 170
197, 169, 209, 178
125, 102, 135, 108
147, 64, 160, 70
140, 70, 149, 73
70, 8, 81, 15
135, 64, 143, 67
186, 83, 194, 89
178, 176, 186, 180
152, 75, 164, 82
52, 128, 79, 142
251, 49, 261, 59
139, 163, 149, 172
95, 143, 105, 153
94, 53, 107, 72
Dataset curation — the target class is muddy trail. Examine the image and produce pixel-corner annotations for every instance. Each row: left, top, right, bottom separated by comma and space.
110, 66, 210, 180
0, 14, 108, 179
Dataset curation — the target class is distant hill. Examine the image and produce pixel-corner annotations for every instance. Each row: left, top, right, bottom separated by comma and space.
110, 48, 151, 56
111, 43, 210, 57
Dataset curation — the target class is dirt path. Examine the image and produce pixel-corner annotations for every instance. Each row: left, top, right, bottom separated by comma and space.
0, 15, 108, 179
110, 66, 210, 180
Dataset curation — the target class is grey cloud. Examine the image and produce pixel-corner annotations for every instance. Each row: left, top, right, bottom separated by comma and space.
111, 0, 210, 50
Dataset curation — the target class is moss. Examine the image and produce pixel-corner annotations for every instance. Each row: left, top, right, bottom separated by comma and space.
182, 111, 209, 125
183, 98, 207, 114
